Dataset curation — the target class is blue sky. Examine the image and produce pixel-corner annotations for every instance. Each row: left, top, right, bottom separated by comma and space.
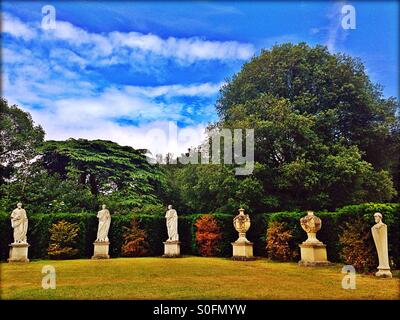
2, 1, 398, 155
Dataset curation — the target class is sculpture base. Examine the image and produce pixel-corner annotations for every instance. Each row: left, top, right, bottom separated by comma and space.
8, 243, 30, 263
232, 241, 255, 260
163, 241, 181, 257
298, 242, 330, 267
375, 268, 392, 278
92, 241, 110, 259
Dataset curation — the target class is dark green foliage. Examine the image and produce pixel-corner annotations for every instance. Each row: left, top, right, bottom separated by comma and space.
184, 42, 400, 212
40, 139, 166, 213
0, 169, 98, 214
0, 98, 44, 184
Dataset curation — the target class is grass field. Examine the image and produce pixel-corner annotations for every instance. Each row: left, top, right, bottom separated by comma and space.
1, 257, 399, 300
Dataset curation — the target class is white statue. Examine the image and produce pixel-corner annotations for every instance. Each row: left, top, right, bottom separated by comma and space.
371, 212, 392, 277
96, 204, 111, 242
165, 205, 179, 242
11, 202, 28, 244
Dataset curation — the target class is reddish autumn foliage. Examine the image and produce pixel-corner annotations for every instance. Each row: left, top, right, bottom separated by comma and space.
195, 215, 222, 256
266, 221, 298, 261
339, 217, 378, 273
121, 219, 150, 257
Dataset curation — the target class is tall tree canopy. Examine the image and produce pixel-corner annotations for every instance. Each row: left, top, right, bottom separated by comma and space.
0, 98, 44, 184
169, 43, 399, 212
40, 139, 167, 211
217, 43, 399, 172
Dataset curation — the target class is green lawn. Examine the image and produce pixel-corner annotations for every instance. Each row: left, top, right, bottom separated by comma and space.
1, 257, 399, 300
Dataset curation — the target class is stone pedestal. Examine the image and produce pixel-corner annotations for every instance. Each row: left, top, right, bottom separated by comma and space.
8, 243, 30, 263
92, 241, 110, 259
375, 268, 392, 278
232, 241, 254, 261
298, 242, 330, 266
163, 241, 181, 257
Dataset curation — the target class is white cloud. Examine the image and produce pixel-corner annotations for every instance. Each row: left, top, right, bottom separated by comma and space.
325, 2, 349, 52
1, 12, 231, 156
2, 12, 36, 41
3, 64, 218, 155
2, 13, 254, 64
124, 82, 223, 98
109, 31, 254, 62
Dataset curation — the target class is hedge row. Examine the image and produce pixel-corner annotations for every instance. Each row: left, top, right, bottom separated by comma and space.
1, 203, 399, 266
264, 203, 400, 266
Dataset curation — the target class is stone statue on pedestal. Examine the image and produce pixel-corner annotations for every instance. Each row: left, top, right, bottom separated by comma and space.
8, 202, 30, 262
165, 205, 179, 242
163, 205, 180, 257
96, 204, 111, 242
11, 202, 28, 244
92, 204, 111, 259
371, 212, 392, 278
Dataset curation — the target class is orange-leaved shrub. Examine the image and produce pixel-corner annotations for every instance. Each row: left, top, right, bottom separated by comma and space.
47, 220, 79, 259
121, 219, 150, 257
195, 214, 222, 256
266, 221, 298, 261
338, 217, 378, 273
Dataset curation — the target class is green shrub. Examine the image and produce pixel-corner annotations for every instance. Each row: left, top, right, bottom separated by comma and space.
47, 220, 80, 259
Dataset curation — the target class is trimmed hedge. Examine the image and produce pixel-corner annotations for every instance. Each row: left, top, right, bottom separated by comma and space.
1, 203, 399, 267
264, 203, 400, 266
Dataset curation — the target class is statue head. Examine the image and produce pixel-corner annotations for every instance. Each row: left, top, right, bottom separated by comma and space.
17, 202, 22, 209
102, 204, 106, 210
374, 212, 383, 224
168, 205, 172, 210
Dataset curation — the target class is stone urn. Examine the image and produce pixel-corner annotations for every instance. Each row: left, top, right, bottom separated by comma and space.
298, 210, 330, 266
300, 210, 322, 244
233, 208, 251, 243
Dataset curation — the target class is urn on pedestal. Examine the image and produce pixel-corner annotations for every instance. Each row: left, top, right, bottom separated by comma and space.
231, 208, 254, 260
298, 211, 330, 266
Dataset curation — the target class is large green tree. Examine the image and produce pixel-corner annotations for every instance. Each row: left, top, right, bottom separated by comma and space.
40, 139, 167, 213
170, 43, 398, 212
217, 43, 399, 174
0, 98, 44, 185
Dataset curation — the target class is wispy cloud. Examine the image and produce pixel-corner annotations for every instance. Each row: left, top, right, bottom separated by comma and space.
2, 12, 255, 64
1, 11, 232, 155
2, 12, 37, 40
325, 2, 349, 52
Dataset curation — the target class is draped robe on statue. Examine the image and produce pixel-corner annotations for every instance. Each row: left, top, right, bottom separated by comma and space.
371, 223, 390, 270
11, 208, 28, 243
165, 209, 178, 241
96, 208, 111, 242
